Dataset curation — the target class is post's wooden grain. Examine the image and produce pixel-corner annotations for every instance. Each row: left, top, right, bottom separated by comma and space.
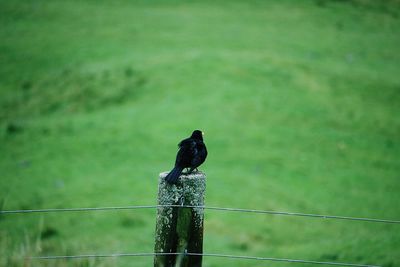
154, 171, 206, 267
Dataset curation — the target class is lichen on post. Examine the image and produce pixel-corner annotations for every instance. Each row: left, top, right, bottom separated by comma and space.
154, 171, 206, 267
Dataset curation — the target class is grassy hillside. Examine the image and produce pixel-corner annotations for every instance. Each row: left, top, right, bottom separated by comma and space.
1, 0, 399, 266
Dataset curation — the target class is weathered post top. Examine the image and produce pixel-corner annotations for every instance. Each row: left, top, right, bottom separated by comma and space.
158, 171, 206, 208
154, 171, 206, 267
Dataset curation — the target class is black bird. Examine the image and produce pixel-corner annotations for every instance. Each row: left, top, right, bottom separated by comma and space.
165, 130, 208, 184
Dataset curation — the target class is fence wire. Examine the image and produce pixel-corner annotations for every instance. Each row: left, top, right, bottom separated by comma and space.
2, 204, 392, 267
1, 204, 399, 224
29, 252, 381, 267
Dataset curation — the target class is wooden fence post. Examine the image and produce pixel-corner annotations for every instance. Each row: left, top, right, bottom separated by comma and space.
154, 171, 206, 267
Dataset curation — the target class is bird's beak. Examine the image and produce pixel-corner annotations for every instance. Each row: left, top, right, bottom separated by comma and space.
202, 132, 205, 136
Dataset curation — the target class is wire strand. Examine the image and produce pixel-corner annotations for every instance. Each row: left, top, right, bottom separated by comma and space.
29, 252, 381, 267
0, 205, 158, 214
193, 205, 400, 224
1, 204, 399, 224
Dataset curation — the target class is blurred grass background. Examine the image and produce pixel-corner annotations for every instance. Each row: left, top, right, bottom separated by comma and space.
0, 0, 399, 266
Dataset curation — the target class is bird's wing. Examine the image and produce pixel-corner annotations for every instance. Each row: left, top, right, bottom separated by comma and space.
176, 138, 197, 166
191, 142, 207, 167
178, 138, 195, 148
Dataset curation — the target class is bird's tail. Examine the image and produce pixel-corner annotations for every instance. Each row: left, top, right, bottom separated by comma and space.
165, 166, 183, 184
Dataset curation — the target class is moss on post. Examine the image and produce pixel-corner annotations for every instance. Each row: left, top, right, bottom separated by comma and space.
154, 171, 206, 267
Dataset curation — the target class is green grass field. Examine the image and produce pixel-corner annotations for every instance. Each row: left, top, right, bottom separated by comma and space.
1, 0, 400, 266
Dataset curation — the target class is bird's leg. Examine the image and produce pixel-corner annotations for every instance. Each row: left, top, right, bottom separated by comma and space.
182, 168, 190, 174
186, 168, 194, 175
